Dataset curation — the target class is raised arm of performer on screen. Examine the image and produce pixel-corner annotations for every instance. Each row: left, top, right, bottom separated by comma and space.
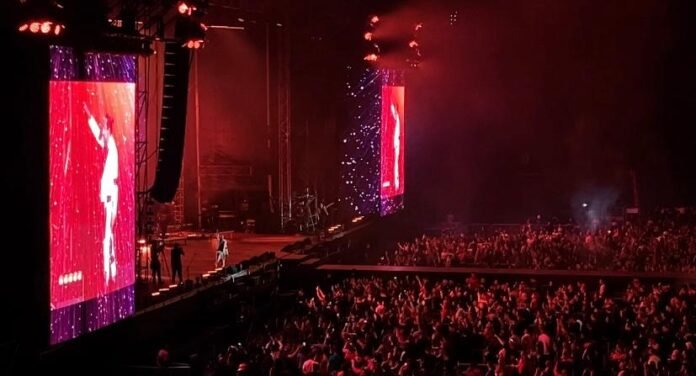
84, 103, 105, 147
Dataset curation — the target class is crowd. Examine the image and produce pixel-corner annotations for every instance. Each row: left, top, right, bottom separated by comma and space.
197, 275, 695, 375
381, 221, 696, 272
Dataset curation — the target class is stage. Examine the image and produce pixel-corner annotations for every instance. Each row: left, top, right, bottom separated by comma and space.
139, 232, 309, 287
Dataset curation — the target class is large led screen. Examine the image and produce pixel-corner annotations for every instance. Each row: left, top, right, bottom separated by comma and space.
380, 85, 405, 215
49, 46, 136, 344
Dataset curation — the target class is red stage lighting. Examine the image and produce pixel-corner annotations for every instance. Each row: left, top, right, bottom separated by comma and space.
364, 53, 378, 62
408, 40, 419, 48
19, 20, 64, 35
41, 21, 52, 34
415, 23, 423, 31
177, 1, 196, 15
183, 39, 205, 49
370, 15, 380, 25
180, 21, 207, 49
364, 32, 373, 41
17, 1, 65, 37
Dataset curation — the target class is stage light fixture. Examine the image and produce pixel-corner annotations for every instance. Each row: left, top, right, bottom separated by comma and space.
364, 53, 378, 62
180, 21, 207, 49
408, 40, 419, 48
20, 20, 64, 35
449, 10, 459, 26
370, 15, 379, 25
17, 0, 65, 37
41, 21, 51, 33
177, 1, 197, 16
414, 23, 423, 31
364, 32, 373, 41
183, 38, 205, 49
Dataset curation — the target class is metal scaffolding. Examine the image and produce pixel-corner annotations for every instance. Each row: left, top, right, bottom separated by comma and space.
135, 59, 150, 238
277, 24, 292, 231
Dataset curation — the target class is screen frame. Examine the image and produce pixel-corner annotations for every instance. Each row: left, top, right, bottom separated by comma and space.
47, 45, 137, 345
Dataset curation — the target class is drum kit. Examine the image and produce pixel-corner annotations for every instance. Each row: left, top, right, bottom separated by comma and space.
293, 188, 334, 234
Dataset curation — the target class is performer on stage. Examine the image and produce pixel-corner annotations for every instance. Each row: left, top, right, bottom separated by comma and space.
84, 103, 118, 283
171, 243, 185, 284
216, 233, 229, 268
150, 240, 163, 285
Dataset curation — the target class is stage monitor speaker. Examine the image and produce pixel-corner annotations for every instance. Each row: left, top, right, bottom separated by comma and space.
150, 40, 191, 203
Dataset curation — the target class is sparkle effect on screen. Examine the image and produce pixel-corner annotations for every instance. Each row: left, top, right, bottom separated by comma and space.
49, 46, 136, 345
341, 67, 382, 216
340, 68, 405, 217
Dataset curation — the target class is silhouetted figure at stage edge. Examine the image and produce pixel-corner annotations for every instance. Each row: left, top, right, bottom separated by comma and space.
151, 240, 163, 285
171, 243, 185, 284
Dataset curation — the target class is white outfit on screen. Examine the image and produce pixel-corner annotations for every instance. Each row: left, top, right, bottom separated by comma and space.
391, 103, 401, 191
86, 104, 118, 283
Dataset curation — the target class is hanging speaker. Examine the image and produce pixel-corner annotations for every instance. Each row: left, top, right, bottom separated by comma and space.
150, 40, 191, 203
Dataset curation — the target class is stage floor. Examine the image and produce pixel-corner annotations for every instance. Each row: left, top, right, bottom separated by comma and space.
140, 232, 307, 286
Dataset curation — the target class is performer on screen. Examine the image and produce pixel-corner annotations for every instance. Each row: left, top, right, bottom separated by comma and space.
390, 103, 401, 191
84, 103, 118, 283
